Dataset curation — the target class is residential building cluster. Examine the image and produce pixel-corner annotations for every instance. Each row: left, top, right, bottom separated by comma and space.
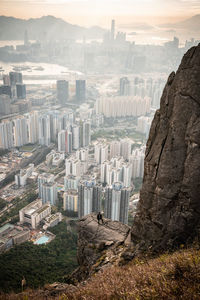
0, 109, 91, 150
119, 76, 166, 109
101, 157, 132, 187
96, 96, 151, 118
61, 139, 145, 224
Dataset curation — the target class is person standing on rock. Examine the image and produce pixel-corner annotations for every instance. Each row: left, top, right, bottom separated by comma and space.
97, 212, 104, 224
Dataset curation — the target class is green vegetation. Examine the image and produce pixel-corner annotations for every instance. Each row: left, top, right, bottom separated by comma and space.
128, 211, 134, 227
91, 128, 146, 142
0, 198, 7, 211
133, 177, 143, 193
126, 129, 146, 141
62, 210, 78, 218
0, 221, 78, 293
20, 144, 36, 152
0, 149, 9, 157
0, 192, 37, 226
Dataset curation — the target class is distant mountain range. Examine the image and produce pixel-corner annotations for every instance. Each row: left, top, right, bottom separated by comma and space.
0, 15, 108, 41
0, 14, 199, 42
159, 14, 200, 31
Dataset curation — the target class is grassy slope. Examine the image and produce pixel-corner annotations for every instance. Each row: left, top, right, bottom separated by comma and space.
2, 246, 200, 299
64, 246, 200, 300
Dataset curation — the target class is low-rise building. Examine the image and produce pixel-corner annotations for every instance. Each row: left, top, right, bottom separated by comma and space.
0, 223, 30, 253
19, 199, 51, 229
43, 213, 62, 230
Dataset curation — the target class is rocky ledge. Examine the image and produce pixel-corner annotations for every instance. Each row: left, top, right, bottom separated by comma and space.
69, 213, 132, 283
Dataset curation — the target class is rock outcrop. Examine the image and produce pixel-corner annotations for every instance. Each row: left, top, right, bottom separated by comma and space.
69, 213, 131, 283
131, 44, 200, 251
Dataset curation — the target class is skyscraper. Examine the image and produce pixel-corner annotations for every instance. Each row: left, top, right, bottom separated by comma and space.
104, 182, 130, 224
58, 129, 72, 153
9, 72, 22, 86
38, 114, 51, 146
57, 80, 69, 106
110, 140, 121, 159
111, 19, 115, 41
24, 30, 29, 46
26, 111, 38, 144
79, 121, 91, 147
13, 117, 28, 147
3, 75, 10, 86
63, 190, 78, 212
16, 84, 26, 99
0, 85, 12, 98
95, 142, 109, 164
82, 121, 91, 147
0, 95, 11, 115
76, 80, 86, 102
72, 125, 80, 150
0, 121, 13, 149
38, 173, 55, 199
120, 77, 130, 96
41, 182, 58, 205
64, 175, 80, 191
78, 180, 102, 218
120, 139, 132, 160
129, 147, 145, 179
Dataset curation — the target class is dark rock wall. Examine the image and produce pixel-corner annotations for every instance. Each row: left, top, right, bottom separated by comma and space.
131, 44, 200, 250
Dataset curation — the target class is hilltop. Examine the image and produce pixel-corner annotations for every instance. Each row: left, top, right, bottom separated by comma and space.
0, 15, 107, 41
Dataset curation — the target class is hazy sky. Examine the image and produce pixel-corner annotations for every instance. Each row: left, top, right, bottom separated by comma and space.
0, 0, 200, 27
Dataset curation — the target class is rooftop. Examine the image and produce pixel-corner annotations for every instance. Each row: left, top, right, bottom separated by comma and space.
35, 204, 50, 215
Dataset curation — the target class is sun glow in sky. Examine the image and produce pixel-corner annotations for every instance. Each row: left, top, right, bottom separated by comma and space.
0, 0, 200, 27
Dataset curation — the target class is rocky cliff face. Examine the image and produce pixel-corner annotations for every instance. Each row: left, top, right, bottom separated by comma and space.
131, 44, 200, 251
70, 213, 131, 283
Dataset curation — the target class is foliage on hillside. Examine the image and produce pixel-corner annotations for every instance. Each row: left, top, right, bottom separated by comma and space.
0, 221, 78, 293
64, 246, 200, 300
1, 246, 200, 299
0, 198, 7, 211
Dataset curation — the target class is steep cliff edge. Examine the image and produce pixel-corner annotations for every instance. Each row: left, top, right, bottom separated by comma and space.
70, 213, 131, 283
132, 44, 200, 251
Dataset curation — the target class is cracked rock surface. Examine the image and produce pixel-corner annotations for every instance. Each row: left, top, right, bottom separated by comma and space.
69, 213, 131, 283
131, 44, 200, 251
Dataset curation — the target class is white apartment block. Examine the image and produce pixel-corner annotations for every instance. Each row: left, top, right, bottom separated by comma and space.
94, 142, 109, 164
63, 190, 78, 212
0, 121, 13, 149
96, 96, 151, 118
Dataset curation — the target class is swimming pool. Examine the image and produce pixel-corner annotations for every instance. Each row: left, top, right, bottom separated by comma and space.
34, 235, 50, 245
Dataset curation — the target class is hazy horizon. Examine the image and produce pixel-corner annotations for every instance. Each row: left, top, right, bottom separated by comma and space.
0, 0, 200, 28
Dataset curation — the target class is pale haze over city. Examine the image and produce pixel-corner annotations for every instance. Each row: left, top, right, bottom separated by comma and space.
0, 0, 200, 298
